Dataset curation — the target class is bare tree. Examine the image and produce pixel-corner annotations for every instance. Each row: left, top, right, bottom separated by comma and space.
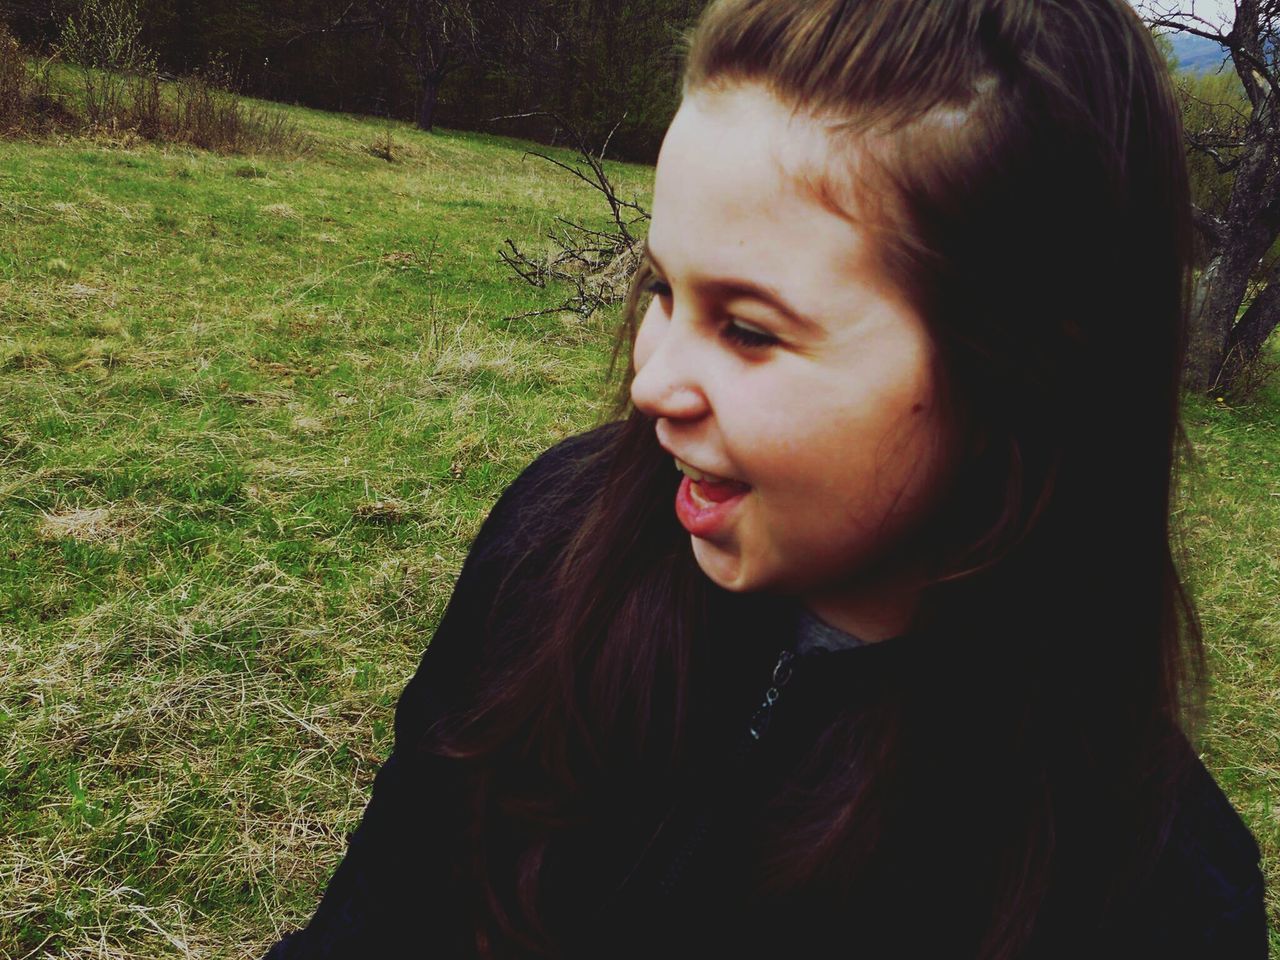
285, 0, 543, 132
363, 0, 546, 132
1141, 0, 1280, 395
499, 111, 650, 322
365, 0, 481, 131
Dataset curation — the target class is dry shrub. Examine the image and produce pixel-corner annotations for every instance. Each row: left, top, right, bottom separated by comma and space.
133, 69, 309, 156
2, 17, 306, 156
57, 0, 153, 129
118, 67, 309, 157
246, 103, 312, 157
368, 125, 397, 162
499, 111, 649, 323
1221, 342, 1280, 406
0, 25, 26, 130
125, 70, 163, 139
0, 24, 68, 135
174, 70, 251, 149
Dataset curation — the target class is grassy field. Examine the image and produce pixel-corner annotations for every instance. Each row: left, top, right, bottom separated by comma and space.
0, 93, 1276, 956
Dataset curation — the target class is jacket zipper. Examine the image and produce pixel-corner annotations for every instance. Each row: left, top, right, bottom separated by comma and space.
603, 646, 798, 904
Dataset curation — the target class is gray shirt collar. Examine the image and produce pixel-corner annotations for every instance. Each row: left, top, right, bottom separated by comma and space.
794, 604, 866, 657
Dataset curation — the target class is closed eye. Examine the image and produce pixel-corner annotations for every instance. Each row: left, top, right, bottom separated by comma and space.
723, 320, 777, 349
642, 278, 778, 350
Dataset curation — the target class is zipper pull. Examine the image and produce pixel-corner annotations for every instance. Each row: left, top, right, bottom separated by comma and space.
747, 648, 795, 742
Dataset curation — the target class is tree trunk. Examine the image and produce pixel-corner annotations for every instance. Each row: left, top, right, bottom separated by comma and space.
1182, 107, 1280, 391
416, 73, 439, 131
1219, 254, 1280, 387
1184, 248, 1258, 392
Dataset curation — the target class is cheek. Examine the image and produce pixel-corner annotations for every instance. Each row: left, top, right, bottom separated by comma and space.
745, 402, 927, 519
747, 436, 845, 509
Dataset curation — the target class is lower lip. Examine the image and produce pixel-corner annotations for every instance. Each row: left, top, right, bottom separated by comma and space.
674, 475, 748, 538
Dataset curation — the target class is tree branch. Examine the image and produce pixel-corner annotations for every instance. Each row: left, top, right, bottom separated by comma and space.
499, 113, 650, 322
1190, 203, 1226, 244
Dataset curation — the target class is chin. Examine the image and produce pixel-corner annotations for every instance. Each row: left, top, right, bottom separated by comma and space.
690, 536, 754, 592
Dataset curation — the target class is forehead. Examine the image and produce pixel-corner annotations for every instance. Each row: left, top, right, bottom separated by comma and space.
648, 86, 892, 310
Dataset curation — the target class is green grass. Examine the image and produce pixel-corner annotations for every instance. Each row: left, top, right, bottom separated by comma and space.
1, 90, 1276, 955
0, 89, 649, 957
1178, 383, 1280, 956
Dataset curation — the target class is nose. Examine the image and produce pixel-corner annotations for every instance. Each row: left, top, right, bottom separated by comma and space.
630, 304, 710, 421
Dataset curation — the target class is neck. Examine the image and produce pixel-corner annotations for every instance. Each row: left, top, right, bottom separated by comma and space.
800, 568, 926, 643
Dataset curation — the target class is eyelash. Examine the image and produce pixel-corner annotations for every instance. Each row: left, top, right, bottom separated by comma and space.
642, 278, 778, 349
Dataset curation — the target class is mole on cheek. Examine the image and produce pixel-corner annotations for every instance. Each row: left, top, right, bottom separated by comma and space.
911, 402, 924, 414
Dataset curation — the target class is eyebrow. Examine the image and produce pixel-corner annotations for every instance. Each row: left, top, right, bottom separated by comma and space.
642, 238, 819, 332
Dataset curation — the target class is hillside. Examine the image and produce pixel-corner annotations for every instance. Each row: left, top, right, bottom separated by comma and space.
1169, 29, 1280, 75
0, 95, 651, 957
1170, 31, 1232, 73
1, 92, 1276, 957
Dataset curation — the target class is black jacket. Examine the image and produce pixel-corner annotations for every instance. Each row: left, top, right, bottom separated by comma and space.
265, 425, 1267, 959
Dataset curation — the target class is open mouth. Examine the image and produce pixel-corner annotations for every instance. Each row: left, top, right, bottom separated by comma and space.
673, 457, 749, 498
672, 457, 750, 536
673, 456, 729, 484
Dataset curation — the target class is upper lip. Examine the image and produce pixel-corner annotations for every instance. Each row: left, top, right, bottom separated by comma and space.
657, 441, 742, 485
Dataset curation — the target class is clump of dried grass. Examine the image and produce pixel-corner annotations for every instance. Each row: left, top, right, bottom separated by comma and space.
37, 505, 129, 543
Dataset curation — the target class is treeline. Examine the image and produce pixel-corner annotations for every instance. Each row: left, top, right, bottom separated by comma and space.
0, 0, 708, 162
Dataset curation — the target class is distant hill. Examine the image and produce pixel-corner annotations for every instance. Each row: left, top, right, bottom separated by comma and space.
1169, 32, 1231, 74
1172, 30, 1280, 75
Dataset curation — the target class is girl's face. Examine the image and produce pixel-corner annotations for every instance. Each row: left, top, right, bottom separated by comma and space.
631, 84, 957, 640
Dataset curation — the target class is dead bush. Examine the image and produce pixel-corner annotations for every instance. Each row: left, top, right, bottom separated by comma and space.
500, 112, 649, 322
3, 13, 307, 156
0, 25, 25, 130
125, 70, 162, 139
164, 66, 309, 156
116, 62, 312, 156
57, 0, 153, 129
247, 104, 311, 157
174, 69, 245, 149
0, 24, 67, 135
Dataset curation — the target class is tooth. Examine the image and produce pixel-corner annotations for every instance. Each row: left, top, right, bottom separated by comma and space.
675, 457, 706, 482
689, 481, 711, 508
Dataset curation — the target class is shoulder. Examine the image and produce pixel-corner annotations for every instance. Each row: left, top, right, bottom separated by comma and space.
466, 421, 623, 564
389, 422, 623, 743
1167, 750, 1263, 887
1159, 750, 1264, 915
1107, 744, 1266, 957
442, 419, 627, 614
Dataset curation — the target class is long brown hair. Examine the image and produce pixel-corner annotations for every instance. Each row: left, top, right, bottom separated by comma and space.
424, 1, 1205, 956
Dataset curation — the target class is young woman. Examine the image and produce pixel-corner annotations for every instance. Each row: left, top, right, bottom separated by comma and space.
265, 0, 1266, 956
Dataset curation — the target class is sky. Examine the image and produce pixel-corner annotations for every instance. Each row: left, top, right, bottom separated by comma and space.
1130, 0, 1239, 31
